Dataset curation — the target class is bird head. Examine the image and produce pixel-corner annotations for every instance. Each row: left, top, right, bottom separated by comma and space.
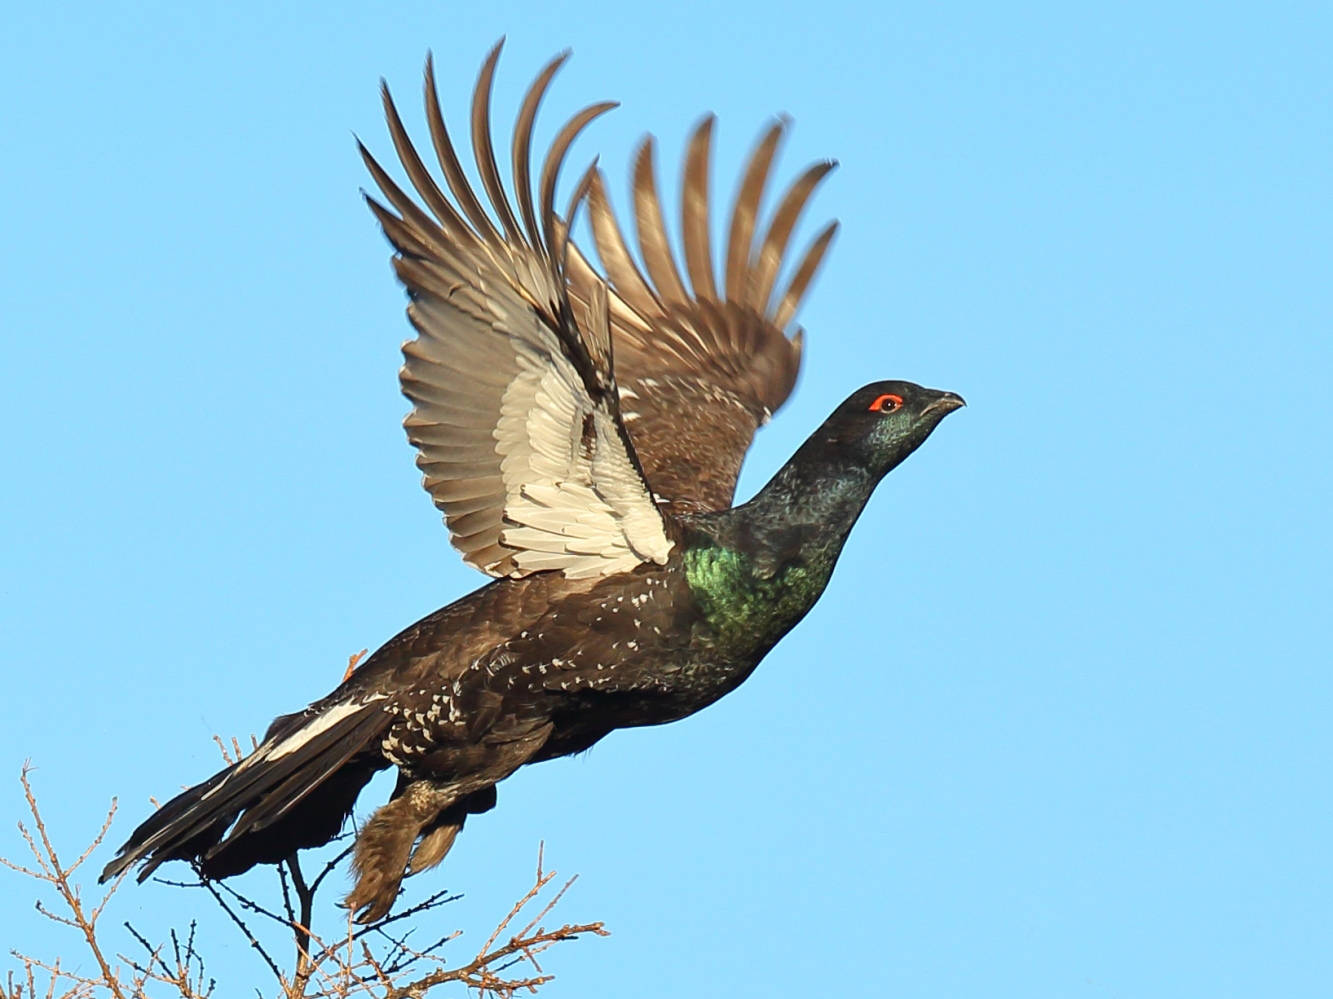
807, 380, 966, 478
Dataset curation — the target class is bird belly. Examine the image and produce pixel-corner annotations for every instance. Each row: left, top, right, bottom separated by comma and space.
544, 649, 764, 733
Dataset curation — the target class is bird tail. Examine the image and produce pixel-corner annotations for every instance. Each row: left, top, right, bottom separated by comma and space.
99, 696, 391, 884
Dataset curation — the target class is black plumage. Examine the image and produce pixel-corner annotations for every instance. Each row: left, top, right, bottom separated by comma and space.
101, 42, 964, 922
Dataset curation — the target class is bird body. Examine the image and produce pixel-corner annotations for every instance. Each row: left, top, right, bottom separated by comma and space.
101, 43, 964, 922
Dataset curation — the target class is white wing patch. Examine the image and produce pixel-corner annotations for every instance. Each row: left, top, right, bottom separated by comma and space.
496, 339, 673, 579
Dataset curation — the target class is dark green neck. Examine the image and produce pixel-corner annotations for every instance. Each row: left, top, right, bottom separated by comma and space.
682, 452, 879, 659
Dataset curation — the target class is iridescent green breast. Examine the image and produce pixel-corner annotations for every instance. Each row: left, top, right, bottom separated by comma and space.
683, 542, 834, 660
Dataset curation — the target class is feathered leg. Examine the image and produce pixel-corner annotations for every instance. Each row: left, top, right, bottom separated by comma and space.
408, 785, 497, 875
346, 780, 460, 922
345, 724, 550, 922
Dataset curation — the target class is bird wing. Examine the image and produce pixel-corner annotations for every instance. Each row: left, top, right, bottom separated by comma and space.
564, 117, 838, 515
361, 44, 673, 579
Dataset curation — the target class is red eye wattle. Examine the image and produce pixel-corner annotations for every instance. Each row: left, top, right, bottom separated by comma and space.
868, 393, 903, 413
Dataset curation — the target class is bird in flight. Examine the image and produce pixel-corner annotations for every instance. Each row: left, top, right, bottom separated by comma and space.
102, 41, 964, 922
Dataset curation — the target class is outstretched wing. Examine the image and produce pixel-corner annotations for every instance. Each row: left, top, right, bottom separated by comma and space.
565, 118, 838, 515
361, 43, 673, 579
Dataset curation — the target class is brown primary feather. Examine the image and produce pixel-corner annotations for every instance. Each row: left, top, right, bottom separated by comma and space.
512, 52, 570, 249
541, 104, 619, 270
681, 116, 719, 301
424, 53, 499, 246
773, 220, 838, 331
471, 42, 526, 245
632, 139, 691, 305
751, 160, 838, 314
583, 171, 658, 318
725, 121, 784, 307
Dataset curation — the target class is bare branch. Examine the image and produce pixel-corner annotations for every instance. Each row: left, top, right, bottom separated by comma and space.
343, 649, 369, 682
195, 876, 286, 987
4, 764, 128, 999
7, 762, 604, 999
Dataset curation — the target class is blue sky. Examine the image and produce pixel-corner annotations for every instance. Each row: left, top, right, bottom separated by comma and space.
3, 1, 1330, 996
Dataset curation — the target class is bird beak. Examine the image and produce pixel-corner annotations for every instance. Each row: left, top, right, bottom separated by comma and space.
923, 391, 966, 416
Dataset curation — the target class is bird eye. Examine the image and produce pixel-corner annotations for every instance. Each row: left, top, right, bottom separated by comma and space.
868, 393, 903, 413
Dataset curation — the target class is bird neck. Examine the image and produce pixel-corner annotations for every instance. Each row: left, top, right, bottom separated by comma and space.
741, 444, 880, 547
681, 448, 879, 660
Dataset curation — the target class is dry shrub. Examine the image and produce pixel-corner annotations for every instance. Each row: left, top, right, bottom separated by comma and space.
3, 762, 606, 999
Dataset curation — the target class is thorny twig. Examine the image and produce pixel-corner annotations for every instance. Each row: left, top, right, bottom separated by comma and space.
0, 762, 129, 999
4, 763, 605, 998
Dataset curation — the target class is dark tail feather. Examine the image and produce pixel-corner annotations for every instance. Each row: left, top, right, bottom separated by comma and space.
198, 761, 380, 878
100, 698, 390, 884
